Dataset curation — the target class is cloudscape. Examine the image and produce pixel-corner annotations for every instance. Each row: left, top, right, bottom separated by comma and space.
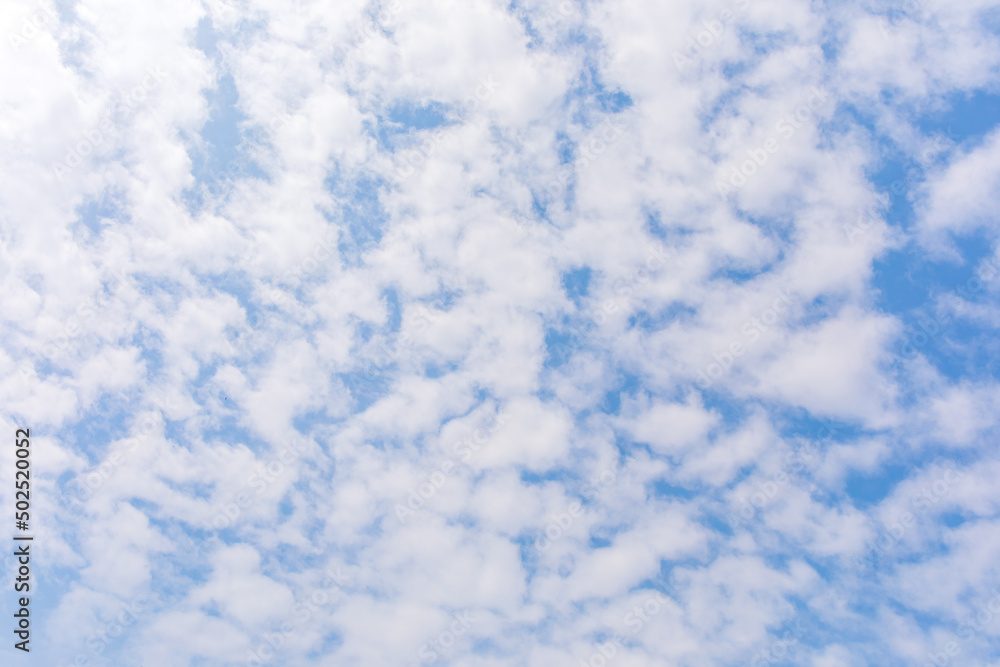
2, 0, 1000, 665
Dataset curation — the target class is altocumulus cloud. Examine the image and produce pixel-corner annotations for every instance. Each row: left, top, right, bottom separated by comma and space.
1, 0, 1000, 664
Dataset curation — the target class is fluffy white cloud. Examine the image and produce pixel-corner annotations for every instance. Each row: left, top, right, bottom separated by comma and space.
2, 0, 999, 664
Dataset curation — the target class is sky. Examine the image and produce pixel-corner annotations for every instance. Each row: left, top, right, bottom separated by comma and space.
1, 0, 1000, 665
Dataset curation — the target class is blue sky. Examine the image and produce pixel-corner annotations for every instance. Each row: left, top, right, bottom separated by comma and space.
2, 0, 1000, 665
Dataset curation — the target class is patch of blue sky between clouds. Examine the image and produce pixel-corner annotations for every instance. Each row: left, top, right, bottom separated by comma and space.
643, 210, 671, 240
194, 15, 220, 59
530, 192, 552, 225
337, 371, 386, 418
921, 90, 1000, 142
519, 467, 578, 488
709, 267, 775, 285
291, 409, 343, 439
187, 73, 251, 204
649, 479, 699, 502
598, 373, 640, 415
322, 171, 389, 267
423, 361, 459, 379
625, 303, 700, 334
555, 131, 575, 165
844, 463, 912, 508
760, 406, 911, 512
380, 287, 402, 331
564, 66, 632, 133
73, 194, 121, 236
775, 406, 865, 442
543, 328, 576, 369
57, 402, 129, 461
387, 101, 450, 132
183, 18, 272, 212
369, 101, 451, 156
558, 267, 591, 309
863, 90, 1000, 384
540, 66, 632, 210
586, 519, 631, 546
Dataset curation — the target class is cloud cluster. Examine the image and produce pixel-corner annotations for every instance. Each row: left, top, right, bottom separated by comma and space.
1, 0, 999, 664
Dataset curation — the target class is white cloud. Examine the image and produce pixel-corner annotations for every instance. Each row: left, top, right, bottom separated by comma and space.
4, 0, 1000, 663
